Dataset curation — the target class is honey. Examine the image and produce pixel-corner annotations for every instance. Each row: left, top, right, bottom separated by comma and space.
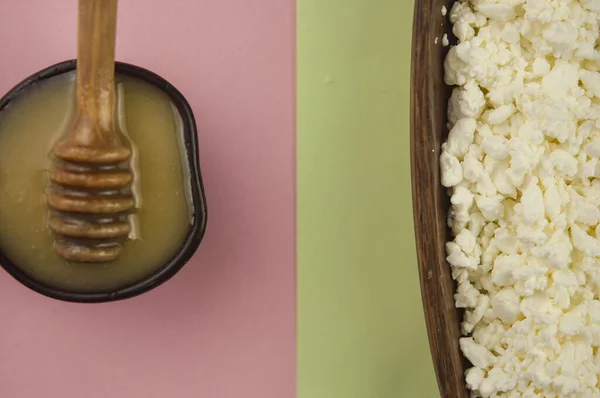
0, 70, 194, 293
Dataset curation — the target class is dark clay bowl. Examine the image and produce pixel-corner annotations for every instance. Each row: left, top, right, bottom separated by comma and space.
0, 60, 208, 303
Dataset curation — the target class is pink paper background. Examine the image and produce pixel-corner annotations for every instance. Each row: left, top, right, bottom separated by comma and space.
0, 1, 296, 397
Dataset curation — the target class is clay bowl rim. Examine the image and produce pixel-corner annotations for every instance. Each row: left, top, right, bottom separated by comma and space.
0, 59, 208, 304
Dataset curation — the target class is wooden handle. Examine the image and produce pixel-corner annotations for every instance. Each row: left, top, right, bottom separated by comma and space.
71, 0, 119, 147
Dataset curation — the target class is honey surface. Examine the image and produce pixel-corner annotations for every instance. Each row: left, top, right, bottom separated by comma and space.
0, 71, 193, 293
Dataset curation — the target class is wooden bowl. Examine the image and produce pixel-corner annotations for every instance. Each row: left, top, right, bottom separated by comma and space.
410, 0, 470, 397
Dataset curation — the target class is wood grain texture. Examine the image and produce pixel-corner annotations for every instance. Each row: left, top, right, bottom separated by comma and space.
410, 0, 470, 397
47, 0, 135, 263
75, 0, 119, 146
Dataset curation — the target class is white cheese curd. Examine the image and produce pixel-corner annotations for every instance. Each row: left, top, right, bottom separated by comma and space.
441, 0, 600, 396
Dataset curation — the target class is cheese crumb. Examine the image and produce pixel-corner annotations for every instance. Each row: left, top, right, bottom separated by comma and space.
441, 0, 600, 396
442, 33, 450, 47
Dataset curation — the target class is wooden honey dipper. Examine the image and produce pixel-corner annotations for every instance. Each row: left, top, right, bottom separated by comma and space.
47, 0, 135, 263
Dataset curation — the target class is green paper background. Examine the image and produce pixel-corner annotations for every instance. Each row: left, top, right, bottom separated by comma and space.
297, 0, 438, 397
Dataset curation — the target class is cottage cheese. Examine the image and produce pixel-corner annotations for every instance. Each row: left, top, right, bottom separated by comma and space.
441, 0, 600, 396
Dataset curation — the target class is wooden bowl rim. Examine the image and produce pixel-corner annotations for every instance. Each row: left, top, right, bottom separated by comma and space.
410, 0, 469, 396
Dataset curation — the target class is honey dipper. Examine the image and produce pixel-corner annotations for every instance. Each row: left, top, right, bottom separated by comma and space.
47, 0, 134, 263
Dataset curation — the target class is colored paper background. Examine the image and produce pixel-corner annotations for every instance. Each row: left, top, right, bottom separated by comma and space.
0, 0, 439, 397
0, 1, 295, 398
297, 0, 437, 397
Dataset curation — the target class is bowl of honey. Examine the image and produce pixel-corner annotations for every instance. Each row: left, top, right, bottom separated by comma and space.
0, 60, 208, 303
